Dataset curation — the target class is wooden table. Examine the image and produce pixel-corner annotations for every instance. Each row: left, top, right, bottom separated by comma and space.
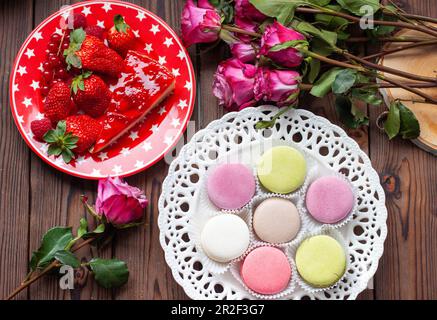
0, 0, 436, 300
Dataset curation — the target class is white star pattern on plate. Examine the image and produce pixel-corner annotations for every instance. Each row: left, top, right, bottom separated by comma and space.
54, 28, 63, 35
35, 112, 44, 120
132, 30, 140, 38
30, 80, 40, 91
40, 143, 49, 153
184, 81, 192, 91
144, 43, 153, 53
158, 106, 166, 115
91, 168, 102, 176
102, 3, 112, 12
81, 6, 92, 17
25, 48, 35, 59
134, 160, 145, 169
177, 50, 185, 60
150, 24, 160, 35
164, 136, 174, 147
96, 20, 105, 28
12, 84, 19, 93
172, 68, 180, 77
171, 118, 181, 128
120, 147, 131, 157
33, 31, 43, 42
178, 99, 188, 109
158, 56, 166, 65
129, 131, 139, 141
17, 115, 24, 124
23, 97, 32, 108
142, 142, 152, 152
112, 165, 122, 174
76, 156, 87, 165
150, 124, 159, 134
38, 63, 44, 72
17, 66, 27, 76
163, 37, 174, 48
98, 152, 108, 161
137, 11, 146, 21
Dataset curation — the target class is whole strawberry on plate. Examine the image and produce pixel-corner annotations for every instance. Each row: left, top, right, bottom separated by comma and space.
107, 14, 136, 56
71, 71, 111, 118
64, 28, 124, 78
44, 115, 102, 163
44, 81, 73, 124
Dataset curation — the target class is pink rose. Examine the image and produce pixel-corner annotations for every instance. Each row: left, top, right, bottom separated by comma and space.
255, 68, 301, 106
213, 58, 257, 111
230, 42, 258, 63
234, 16, 259, 42
96, 177, 148, 226
181, 0, 221, 47
259, 21, 306, 68
235, 0, 266, 22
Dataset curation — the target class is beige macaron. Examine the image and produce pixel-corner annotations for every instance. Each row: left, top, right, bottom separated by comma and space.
253, 198, 301, 244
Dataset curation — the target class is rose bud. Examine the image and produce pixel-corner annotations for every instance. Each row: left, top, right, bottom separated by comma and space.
255, 68, 301, 106
235, 0, 267, 22
181, 0, 221, 47
96, 177, 148, 226
213, 58, 257, 111
230, 42, 258, 63
259, 21, 306, 68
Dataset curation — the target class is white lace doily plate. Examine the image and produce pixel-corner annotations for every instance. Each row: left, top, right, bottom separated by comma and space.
158, 106, 388, 300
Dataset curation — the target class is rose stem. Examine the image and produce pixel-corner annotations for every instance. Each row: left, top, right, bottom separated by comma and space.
383, 1, 437, 27
295, 7, 437, 38
336, 48, 437, 83
377, 74, 437, 104
221, 25, 261, 38
346, 36, 432, 43
5, 237, 96, 300
362, 40, 437, 60
299, 82, 437, 90
298, 48, 366, 71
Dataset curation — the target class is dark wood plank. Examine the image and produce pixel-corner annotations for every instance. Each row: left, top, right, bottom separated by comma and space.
28, 0, 112, 300
371, 0, 437, 300
0, 0, 33, 300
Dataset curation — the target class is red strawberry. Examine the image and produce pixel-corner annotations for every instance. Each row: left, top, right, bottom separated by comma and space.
107, 15, 135, 55
64, 29, 124, 77
30, 118, 52, 141
66, 13, 87, 29
44, 82, 72, 124
85, 25, 104, 39
44, 115, 102, 163
71, 72, 111, 118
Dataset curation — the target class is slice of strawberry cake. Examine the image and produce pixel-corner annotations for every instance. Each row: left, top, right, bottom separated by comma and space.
92, 50, 175, 153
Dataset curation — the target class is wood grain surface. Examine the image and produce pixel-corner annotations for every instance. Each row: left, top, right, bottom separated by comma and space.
0, 0, 436, 300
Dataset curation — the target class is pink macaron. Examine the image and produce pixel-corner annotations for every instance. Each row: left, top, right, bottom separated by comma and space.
306, 176, 355, 224
240, 247, 291, 295
207, 163, 256, 210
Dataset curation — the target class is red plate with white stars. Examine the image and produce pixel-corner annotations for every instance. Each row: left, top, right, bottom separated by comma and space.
9, 0, 195, 179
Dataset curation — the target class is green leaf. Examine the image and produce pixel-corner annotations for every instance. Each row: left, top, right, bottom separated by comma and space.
30, 227, 74, 270
292, 21, 337, 47
336, 0, 380, 16
384, 101, 401, 139
43, 130, 59, 144
54, 250, 80, 268
398, 102, 420, 139
56, 120, 66, 135
332, 69, 357, 94
308, 0, 331, 5
335, 95, 369, 128
83, 223, 106, 239
48, 145, 63, 156
351, 88, 382, 105
77, 218, 88, 239
250, 0, 309, 25
315, 5, 350, 28
89, 258, 129, 289
308, 58, 321, 83
310, 67, 343, 97
310, 38, 334, 56
114, 14, 130, 33
269, 39, 309, 52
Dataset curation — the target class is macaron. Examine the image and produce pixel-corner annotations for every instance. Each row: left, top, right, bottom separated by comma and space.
207, 163, 256, 210
306, 176, 355, 224
295, 235, 347, 288
253, 198, 301, 243
200, 214, 250, 263
257, 146, 306, 194
241, 247, 291, 295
